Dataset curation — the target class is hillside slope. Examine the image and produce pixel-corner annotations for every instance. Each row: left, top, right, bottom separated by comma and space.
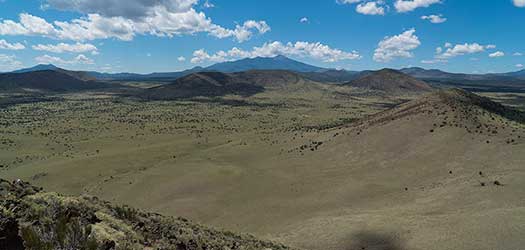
141, 72, 265, 100
0, 179, 295, 250
347, 69, 433, 93
276, 89, 525, 249
0, 70, 111, 92
141, 70, 317, 100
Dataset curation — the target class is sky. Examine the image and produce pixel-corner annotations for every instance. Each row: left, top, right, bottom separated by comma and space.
0, 0, 524, 74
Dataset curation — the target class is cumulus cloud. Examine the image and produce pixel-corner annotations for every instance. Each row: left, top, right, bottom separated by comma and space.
435, 43, 494, 59
0, 1, 270, 43
0, 54, 23, 71
300, 17, 309, 23
356, 1, 386, 15
32, 42, 98, 54
488, 51, 505, 58
203, 0, 215, 8
421, 58, 447, 64
35, 54, 94, 65
209, 20, 270, 42
0, 39, 25, 50
46, 0, 198, 20
516, 64, 524, 68
373, 29, 421, 62
514, 52, 523, 56
190, 41, 361, 64
421, 14, 446, 23
177, 56, 186, 62
394, 0, 440, 13
513, 0, 525, 7
336, 0, 362, 4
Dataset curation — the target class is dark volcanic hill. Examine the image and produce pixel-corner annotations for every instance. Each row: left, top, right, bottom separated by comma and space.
347, 68, 433, 93
141, 70, 312, 100
142, 71, 264, 100
0, 70, 112, 92
233, 70, 306, 88
354, 88, 525, 131
0, 179, 295, 250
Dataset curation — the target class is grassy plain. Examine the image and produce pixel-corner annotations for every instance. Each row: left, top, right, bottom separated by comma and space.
1, 86, 525, 250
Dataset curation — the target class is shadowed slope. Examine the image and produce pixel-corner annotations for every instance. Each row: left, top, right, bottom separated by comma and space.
0, 70, 111, 92
347, 69, 433, 93
142, 72, 265, 100
141, 70, 316, 100
352, 89, 525, 130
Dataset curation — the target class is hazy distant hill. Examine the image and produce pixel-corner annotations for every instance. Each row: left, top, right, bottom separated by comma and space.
86, 67, 205, 81
12, 64, 60, 73
498, 69, 525, 80
347, 68, 433, 93
206, 55, 325, 73
300, 69, 359, 83
0, 70, 112, 92
11, 59, 525, 87
91, 56, 326, 81
400, 67, 524, 82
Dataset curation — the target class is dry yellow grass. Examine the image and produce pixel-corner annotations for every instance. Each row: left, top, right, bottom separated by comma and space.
1, 88, 524, 250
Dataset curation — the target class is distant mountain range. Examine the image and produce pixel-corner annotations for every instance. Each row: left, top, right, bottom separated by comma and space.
399, 67, 525, 81
11, 56, 525, 84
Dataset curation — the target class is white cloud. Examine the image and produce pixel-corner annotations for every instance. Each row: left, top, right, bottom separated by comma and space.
191, 41, 361, 64
177, 56, 186, 62
394, 0, 440, 13
0, 2, 270, 43
46, 0, 198, 20
485, 44, 496, 49
513, 0, 525, 7
513, 52, 523, 56
203, 0, 215, 8
336, 0, 362, 4
435, 43, 494, 59
0, 39, 25, 50
516, 64, 524, 68
32, 42, 97, 54
209, 20, 270, 42
488, 51, 505, 58
300, 17, 309, 23
421, 59, 447, 64
0, 54, 23, 71
35, 54, 94, 65
373, 29, 421, 62
356, 1, 386, 15
421, 14, 446, 23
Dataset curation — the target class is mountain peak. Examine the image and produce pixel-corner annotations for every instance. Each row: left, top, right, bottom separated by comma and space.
12, 64, 60, 74
272, 55, 289, 60
205, 55, 325, 73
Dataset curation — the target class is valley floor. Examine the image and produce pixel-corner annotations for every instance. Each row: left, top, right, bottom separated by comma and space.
1, 89, 525, 250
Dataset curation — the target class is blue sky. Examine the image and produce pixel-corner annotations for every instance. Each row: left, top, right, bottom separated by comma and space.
0, 0, 524, 73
